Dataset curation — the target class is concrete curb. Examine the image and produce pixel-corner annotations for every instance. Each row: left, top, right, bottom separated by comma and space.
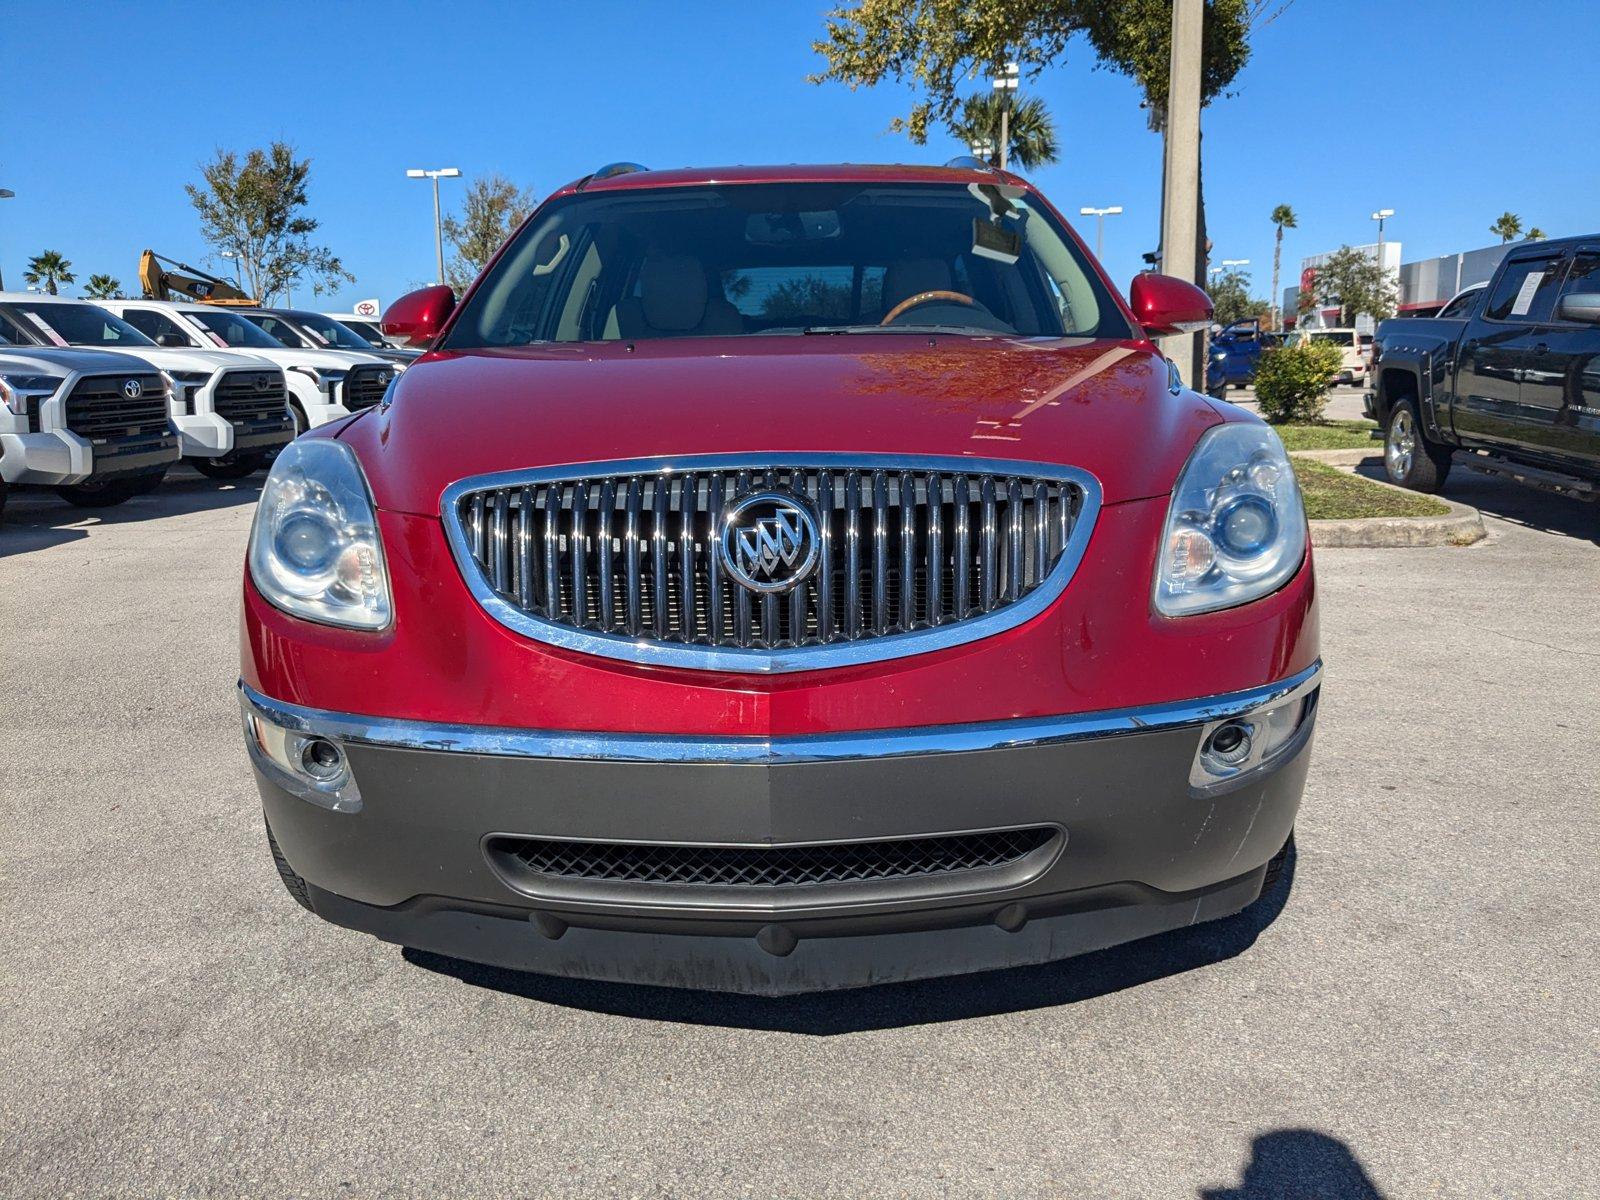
1290, 449, 1487, 548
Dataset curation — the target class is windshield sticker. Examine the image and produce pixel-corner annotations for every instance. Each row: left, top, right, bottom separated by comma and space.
204, 330, 228, 348
24, 312, 69, 347
1510, 270, 1543, 316
304, 327, 329, 346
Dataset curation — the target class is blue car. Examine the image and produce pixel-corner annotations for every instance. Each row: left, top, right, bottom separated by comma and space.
1207, 320, 1286, 392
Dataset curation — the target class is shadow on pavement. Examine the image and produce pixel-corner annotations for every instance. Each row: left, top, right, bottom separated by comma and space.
1198, 1128, 1387, 1199
404, 844, 1297, 1034
0, 470, 263, 558
1351, 457, 1599, 544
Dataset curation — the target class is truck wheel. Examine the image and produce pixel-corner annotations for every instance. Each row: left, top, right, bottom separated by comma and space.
290, 402, 309, 437
56, 478, 138, 507
265, 819, 314, 912
194, 453, 267, 480
1384, 400, 1452, 493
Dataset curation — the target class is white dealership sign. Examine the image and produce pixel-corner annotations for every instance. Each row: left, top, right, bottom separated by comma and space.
352, 297, 382, 318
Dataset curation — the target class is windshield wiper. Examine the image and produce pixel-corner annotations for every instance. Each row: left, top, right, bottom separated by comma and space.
801, 324, 999, 337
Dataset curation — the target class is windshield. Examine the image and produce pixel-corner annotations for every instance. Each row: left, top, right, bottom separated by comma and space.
446, 182, 1129, 347
189, 309, 289, 349
344, 319, 390, 345
8, 301, 155, 348
289, 312, 377, 350
1309, 331, 1356, 347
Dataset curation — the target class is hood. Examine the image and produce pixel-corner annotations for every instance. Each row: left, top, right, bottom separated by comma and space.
112, 346, 276, 373
343, 335, 1224, 516
0, 346, 157, 379
243, 347, 390, 371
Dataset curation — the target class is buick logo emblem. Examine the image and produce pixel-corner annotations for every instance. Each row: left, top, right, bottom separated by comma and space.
720, 492, 820, 594
122, 379, 143, 399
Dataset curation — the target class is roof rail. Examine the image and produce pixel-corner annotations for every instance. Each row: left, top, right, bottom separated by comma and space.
943, 155, 996, 171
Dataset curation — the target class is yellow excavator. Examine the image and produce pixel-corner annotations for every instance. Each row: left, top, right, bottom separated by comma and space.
137, 250, 257, 306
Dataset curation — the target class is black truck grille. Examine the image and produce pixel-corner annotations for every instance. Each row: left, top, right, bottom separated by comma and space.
214, 369, 289, 423
451, 461, 1086, 653
491, 828, 1057, 889
342, 364, 393, 411
64, 374, 169, 441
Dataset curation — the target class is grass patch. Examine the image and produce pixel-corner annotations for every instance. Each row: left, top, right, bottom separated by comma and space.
1292, 459, 1451, 520
1273, 420, 1380, 451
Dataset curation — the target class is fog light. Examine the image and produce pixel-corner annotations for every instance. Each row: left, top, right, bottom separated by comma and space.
241, 699, 362, 813
1189, 686, 1318, 788
298, 737, 345, 782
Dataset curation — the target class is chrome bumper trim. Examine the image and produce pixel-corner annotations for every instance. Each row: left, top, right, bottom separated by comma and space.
239, 661, 1321, 767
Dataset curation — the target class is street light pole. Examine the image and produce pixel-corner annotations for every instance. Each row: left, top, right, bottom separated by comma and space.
1371, 208, 1395, 306
407, 167, 462, 287
1079, 206, 1124, 260
0, 187, 13, 292
992, 62, 1019, 171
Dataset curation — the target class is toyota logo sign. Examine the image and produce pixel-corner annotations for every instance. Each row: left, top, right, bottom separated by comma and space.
122, 379, 143, 399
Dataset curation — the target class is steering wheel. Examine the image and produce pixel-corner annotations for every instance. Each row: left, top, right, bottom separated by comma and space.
880, 290, 978, 326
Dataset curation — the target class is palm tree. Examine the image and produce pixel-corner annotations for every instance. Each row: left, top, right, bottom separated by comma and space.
24, 250, 75, 295
1270, 204, 1297, 331
1490, 212, 1523, 244
1526, 227, 1547, 241
948, 93, 1059, 172
83, 274, 121, 300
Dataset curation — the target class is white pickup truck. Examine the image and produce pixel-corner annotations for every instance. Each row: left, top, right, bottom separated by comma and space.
100, 300, 397, 435
0, 345, 180, 518
0, 293, 293, 478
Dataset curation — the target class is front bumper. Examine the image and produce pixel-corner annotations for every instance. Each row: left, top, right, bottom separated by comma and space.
244, 664, 1319, 994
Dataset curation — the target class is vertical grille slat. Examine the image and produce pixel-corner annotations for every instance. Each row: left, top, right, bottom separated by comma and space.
455, 460, 1085, 659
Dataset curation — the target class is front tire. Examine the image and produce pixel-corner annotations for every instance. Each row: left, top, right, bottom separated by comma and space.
128, 467, 168, 496
193, 453, 267, 480
1384, 399, 1452, 492
290, 402, 309, 438
56, 478, 138, 507
265, 820, 314, 912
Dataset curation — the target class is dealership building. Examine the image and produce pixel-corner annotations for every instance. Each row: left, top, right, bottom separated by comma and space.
1281, 238, 1522, 328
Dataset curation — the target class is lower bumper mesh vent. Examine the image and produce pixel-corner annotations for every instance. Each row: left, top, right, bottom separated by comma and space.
489, 827, 1056, 889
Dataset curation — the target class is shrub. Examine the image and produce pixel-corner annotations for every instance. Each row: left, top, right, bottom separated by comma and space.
1253, 339, 1342, 423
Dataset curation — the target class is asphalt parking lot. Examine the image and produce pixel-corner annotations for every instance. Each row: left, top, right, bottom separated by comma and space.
2, 456, 1596, 1198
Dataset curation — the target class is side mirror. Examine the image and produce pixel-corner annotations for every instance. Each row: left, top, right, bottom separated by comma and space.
382, 285, 456, 348
156, 332, 190, 348
1128, 273, 1214, 338
1558, 292, 1600, 325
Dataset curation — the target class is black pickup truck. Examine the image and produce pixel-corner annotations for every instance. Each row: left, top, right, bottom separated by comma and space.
1367, 234, 1600, 500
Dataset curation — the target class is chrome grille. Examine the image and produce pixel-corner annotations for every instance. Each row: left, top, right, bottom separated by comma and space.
444, 455, 1096, 671
214, 370, 289, 423
343, 364, 392, 411
64, 374, 169, 440
489, 827, 1058, 889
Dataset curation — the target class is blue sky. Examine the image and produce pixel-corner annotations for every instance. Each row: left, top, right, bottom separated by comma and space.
3, 0, 1596, 311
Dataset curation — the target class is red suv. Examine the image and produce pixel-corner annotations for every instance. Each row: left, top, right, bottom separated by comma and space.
241, 163, 1319, 994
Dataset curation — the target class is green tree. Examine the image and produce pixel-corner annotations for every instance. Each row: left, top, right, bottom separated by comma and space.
24, 250, 74, 295
809, 0, 1267, 141
1526, 226, 1547, 241
185, 142, 353, 304
1311, 245, 1396, 325
440, 173, 539, 293
1490, 212, 1523, 244
1269, 203, 1296, 329
1208, 267, 1264, 326
82, 274, 122, 299
947, 92, 1059, 170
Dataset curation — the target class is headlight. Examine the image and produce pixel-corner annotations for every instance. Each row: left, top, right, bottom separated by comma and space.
1154, 422, 1306, 616
0, 373, 62, 415
247, 439, 391, 629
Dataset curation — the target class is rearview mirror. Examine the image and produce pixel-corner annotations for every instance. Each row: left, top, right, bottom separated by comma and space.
1128, 273, 1214, 338
382, 285, 456, 348
1558, 292, 1600, 325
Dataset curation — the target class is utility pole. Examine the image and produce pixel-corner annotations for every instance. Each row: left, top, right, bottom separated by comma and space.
992, 62, 1019, 171
1159, 0, 1204, 385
